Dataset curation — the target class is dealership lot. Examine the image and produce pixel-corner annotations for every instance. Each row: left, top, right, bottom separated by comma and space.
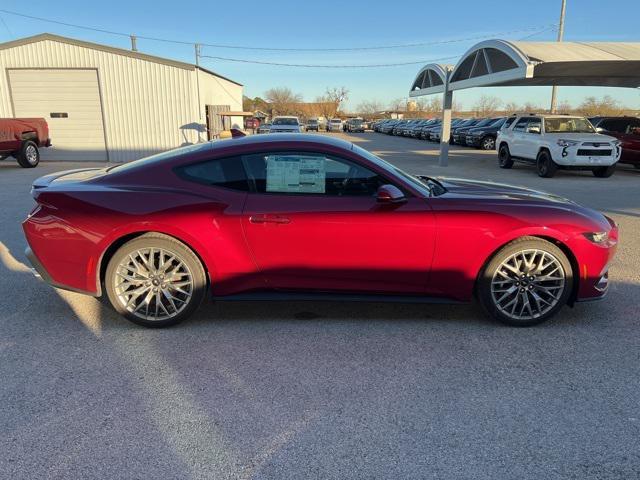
1, 135, 640, 479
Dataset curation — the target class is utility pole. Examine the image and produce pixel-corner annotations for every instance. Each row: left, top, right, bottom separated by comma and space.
550, 0, 567, 113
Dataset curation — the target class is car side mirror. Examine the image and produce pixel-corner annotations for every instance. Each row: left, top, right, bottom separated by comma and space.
596, 127, 605, 133
528, 126, 541, 134
377, 184, 406, 204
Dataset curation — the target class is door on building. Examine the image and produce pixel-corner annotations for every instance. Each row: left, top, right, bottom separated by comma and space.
205, 104, 230, 140
8, 69, 108, 161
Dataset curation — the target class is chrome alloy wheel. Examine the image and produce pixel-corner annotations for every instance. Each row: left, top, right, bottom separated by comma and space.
491, 249, 566, 320
25, 144, 38, 165
113, 247, 194, 321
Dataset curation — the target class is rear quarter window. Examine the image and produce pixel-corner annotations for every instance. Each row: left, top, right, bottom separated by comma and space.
175, 156, 249, 191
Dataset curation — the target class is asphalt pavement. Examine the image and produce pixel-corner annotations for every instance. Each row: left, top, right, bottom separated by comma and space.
1, 133, 639, 479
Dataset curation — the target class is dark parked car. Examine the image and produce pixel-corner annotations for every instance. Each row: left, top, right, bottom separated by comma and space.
589, 116, 640, 167
379, 120, 400, 134
454, 118, 497, 146
345, 118, 365, 133
450, 118, 480, 144
465, 117, 507, 150
306, 118, 320, 132
392, 120, 412, 136
23, 134, 618, 328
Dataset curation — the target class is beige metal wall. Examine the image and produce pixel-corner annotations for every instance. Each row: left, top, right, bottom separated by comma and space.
0, 39, 203, 162
197, 71, 244, 130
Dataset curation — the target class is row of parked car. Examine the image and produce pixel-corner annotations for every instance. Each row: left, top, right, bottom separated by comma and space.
372, 117, 507, 150
372, 114, 640, 177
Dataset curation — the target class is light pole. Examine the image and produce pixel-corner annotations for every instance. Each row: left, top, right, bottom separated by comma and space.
550, 0, 567, 113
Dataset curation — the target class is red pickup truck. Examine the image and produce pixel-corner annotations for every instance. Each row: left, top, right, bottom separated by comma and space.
0, 118, 51, 168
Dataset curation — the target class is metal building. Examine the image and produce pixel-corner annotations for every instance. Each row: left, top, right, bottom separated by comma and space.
0, 33, 243, 162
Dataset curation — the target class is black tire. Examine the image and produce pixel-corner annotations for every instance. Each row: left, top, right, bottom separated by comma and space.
480, 136, 496, 151
477, 237, 573, 327
498, 144, 514, 169
104, 233, 207, 328
592, 165, 616, 178
16, 140, 40, 168
536, 150, 557, 178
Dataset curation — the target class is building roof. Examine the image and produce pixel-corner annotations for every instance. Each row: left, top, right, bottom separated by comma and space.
0, 33, 242, 86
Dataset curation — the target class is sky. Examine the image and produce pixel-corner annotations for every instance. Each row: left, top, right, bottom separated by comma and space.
1, 0, 639, 111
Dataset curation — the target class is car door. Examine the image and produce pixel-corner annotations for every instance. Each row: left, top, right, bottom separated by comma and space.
520, 117, 542, 159
241, 150, 436, 294
509, 117, 530, 157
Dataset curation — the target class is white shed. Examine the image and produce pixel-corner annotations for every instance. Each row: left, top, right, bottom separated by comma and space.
0, 33, 243, 162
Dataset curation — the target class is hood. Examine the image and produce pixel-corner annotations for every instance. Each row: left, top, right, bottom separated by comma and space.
437, 177, 576, 206
544, 132, 617, 144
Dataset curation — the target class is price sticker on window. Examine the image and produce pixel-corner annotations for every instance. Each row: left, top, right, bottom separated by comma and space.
266, 155, 326, 193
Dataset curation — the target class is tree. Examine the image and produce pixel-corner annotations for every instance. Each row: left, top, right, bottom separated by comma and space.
473, 95, 502, 116
315, 95, 339, 120
388, 98, 406, 111
325, 87, 349, 111
556, 100, 572, 114
522, 102, 541, 113
577, 95, 622, 117
264, 87, 303, 115
357, 100, 384, 115
503, 101, 520, 114
243, 95, 269, 112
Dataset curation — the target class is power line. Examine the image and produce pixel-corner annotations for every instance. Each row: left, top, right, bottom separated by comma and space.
0, 8, 555, 52
197, 25, 557, 69
199, 54, 462, 68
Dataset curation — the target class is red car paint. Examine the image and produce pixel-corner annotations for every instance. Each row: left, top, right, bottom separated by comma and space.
0, 118, 51, 154
23, 134, 617, 305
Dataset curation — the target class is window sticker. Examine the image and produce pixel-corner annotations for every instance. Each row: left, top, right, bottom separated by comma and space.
266, 155, 326, 193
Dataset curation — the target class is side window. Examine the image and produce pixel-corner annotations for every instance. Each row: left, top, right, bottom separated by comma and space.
502, 117, 516, 130
527, 117, 541, 134
513, 118, 529, 132
175, 156, 249, 191
243, 152, 386, 197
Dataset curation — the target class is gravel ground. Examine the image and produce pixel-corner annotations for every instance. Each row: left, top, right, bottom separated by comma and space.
1, 134, 639, 479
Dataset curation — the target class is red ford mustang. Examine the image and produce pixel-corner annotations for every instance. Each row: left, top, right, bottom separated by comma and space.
23, 134, 618, 327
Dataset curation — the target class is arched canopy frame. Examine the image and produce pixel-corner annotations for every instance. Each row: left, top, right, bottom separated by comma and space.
409, 64, 452, 97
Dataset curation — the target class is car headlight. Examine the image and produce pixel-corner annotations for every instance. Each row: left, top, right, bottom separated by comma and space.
557, 139, 579, 147
583, 231, 609, 244
611, 140, 621, 146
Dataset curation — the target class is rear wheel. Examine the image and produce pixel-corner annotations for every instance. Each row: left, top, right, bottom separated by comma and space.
16, 140, 39, 168
536, 150, 557, 178
477, 237, 573, 327
481, 136, 496, 150
592, 165, 616, 178
105, 234, 207, 328
498, 144, 514, 168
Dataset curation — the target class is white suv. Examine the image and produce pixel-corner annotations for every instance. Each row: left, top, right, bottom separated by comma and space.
327, 118, 343, 132
496, 114, 622, 178
269, 116, 303, 133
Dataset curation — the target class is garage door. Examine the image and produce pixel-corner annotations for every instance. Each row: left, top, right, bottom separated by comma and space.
9, 69, 108, 161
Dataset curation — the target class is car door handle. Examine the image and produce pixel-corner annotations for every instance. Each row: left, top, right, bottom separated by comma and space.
249, 215, 291, 224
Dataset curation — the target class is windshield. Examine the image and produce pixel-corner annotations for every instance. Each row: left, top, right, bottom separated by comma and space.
308, 120, 318, 124
544, 117, 595, 134
330, 119, 341, 123
273, 118, 299, 126
352, 144, 440, 197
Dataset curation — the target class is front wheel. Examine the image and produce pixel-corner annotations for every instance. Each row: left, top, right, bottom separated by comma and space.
481, 136, 496, 151
536, 150, 557, 178
592, 165, 616, 178
16, 140, 40, 168
105, 233, 207, 327
477, 237, 573, 327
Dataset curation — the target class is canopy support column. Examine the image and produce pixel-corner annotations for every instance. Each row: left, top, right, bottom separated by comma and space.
438, 72, 453, 167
